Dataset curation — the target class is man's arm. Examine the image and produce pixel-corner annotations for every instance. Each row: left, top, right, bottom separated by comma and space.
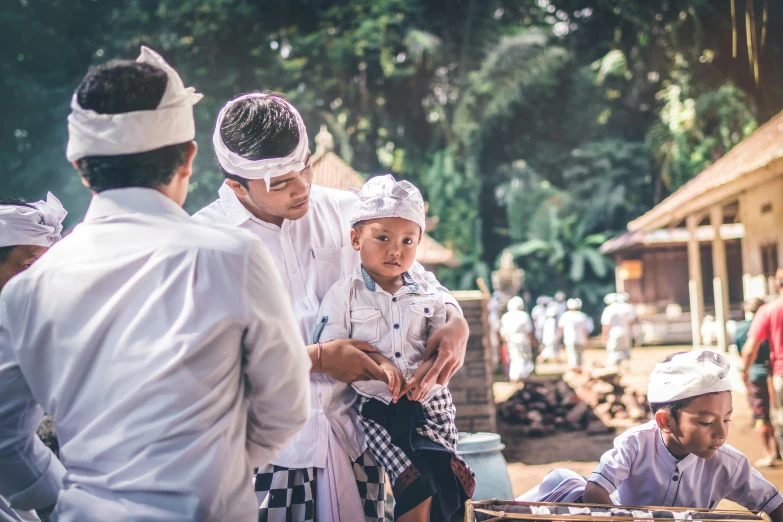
743, 309, 770, 382
242, 240, 311, 467
742, 337, 761, 382
582, 482, 614, 505
0, 308, 65, 512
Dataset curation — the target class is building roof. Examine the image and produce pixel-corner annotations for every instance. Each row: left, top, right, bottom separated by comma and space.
600, 223, 745, 254
629, 110, 783, 232
310, 126, 459, 268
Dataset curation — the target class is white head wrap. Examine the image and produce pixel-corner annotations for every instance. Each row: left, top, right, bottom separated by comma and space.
0, 193, 67, 248
507, 296, 525, 312
567, 298, 582, 310
212, 93, 309, 189
616, 292, 630, 303
604, 293, 619, 305
647, 350, 733, 404
350, 174, 426, 232
66, 46, 203, 162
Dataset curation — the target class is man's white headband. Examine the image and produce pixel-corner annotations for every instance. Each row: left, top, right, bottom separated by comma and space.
66, 46, 203, 162
0, 193, 67, 248
212, 93, 309, 189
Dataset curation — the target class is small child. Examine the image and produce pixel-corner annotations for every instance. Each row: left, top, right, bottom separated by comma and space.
557, 298, 591, 369
315, 175, 475, 521
517, 350, 782, 521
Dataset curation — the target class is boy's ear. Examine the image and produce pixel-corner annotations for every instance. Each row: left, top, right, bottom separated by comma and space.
655, 410, 675, 433
350, 228, 361, 251
225, 178, 247, 197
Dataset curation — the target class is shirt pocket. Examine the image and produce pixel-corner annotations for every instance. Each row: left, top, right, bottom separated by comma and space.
409, 302, 436, 341
313, 247, 344, 301
350, 307, 381, 345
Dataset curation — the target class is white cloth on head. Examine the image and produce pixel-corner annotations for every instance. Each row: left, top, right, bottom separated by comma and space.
349, 174, 426, 232
507, 296, 525, 312
212, 93, 309, 189
0, 193, 67, 248
66, 46, 202, 162
647, 349, 732, 403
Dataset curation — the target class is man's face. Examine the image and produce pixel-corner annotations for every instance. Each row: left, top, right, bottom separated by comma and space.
228, 156, 313, 224
659, 391, 733, 459
350, 217, 421, 281
0, 245, 49, 291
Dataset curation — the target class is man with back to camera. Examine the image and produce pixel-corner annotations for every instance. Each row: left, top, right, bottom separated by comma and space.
0, 48, 310, 522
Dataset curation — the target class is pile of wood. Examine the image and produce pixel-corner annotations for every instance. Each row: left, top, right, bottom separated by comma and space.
497, 368, 651, 437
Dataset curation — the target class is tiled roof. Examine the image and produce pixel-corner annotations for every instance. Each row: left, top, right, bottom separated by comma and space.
311, 140, 459, 268
629, 110, 783, 231
600, 224, 745, 254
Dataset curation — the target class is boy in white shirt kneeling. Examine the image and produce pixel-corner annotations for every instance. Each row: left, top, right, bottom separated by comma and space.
315, 175, 475, 522
517, 350, 783, 522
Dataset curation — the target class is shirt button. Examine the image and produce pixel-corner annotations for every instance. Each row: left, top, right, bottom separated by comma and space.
302, 303, 309, 310
424, 308, 430, 313
395, 352, 401, 358
394, 324, 400, 329
291, 266, 297, 273
672, 475, 678, 482
392, 297, 397, 302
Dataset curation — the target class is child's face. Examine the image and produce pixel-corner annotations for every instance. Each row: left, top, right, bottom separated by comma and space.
351, 217, 421, 280
657, 391, 733, 459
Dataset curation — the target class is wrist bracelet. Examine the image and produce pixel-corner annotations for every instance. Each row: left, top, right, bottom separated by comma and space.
317, 342, 323, 376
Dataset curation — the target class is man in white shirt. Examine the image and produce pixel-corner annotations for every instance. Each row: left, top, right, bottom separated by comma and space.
558, 298, 591, 369
193, 92, 470, 522
0, 194, 67, 522
499, 297, 535, 380
601, 293, 632, 366
0, 48, 310, 522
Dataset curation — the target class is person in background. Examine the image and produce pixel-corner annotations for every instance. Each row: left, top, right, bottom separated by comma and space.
530, 296, 550, 361
602, 293, 632, 367
736, 297, 779, 468
558, 298, 591, 370
0, 194, 66, 522
742, 269, 783, 461
539, 306, 560, 362
500, 296, 536, 380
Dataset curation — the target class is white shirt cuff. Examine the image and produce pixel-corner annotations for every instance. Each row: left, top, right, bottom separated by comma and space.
587, 471, 617, 495
441, 293, 463, 315
760, 491, 783, 514
9, 453, 65, 511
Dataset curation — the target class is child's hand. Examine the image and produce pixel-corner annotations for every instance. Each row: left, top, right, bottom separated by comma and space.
377, 358, 404, 402
399, 357, 437, 402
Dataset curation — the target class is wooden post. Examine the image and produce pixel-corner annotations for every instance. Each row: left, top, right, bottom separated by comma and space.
686, 214, 705, 348
711, 205, 730, 352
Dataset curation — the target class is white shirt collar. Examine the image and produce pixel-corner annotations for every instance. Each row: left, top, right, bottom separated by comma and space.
83, 187, 189, 222
217, 181, 290, 232
655, 426, 698, 472
350, 263, 427, 294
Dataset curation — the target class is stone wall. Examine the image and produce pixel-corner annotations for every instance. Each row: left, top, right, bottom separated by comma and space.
450, 290, 496, 434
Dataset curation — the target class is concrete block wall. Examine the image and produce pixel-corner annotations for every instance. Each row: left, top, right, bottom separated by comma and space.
450, 291, 496, 434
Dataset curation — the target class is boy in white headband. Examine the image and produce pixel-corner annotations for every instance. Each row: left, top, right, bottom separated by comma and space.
0, 48, 310, 522
517, 350, 782, 521
0, 194, 66, 292
315, 174, 475, 522
194, 92, 469, 522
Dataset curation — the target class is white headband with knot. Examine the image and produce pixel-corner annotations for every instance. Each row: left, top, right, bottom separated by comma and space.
212, 93, 310, 190
350, 174, 426, 232
0, 192, 67, 248
66, 46, 203, 162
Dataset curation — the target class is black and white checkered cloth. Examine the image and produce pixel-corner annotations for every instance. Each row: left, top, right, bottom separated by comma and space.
255, 450, 386, 522
358, 387, 471, 488
470, 502, 766, 522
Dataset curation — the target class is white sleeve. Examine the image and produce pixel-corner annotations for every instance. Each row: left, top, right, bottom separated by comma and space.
723, 455, 782, 514
313, 279, 352, 344
0, 301, 65, 511
409, 261, 462, 315
242, 239, 311, 467
601, 307, 612, 326
587, 431, 639, 495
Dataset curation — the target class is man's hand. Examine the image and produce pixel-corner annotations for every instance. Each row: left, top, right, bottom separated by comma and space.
315, 339, 387, 383
366, 352, 404, 401
420, 307, 469, 390
400, 357, 437, 401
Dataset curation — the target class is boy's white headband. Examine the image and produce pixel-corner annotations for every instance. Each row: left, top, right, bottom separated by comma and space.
66, 46, 203, 162
212, 93, 309, 190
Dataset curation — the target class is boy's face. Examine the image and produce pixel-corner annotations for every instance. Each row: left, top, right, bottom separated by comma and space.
226, 156, 313, 223
0, 244, 49, 291
350, 217, 421, 281
657, 391, 733, 459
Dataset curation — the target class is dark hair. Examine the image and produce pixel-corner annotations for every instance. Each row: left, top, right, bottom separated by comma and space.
745, 297, 766, 314
218, 92, 300, 188
73, 59, 191, 192
0, 198, 36, 263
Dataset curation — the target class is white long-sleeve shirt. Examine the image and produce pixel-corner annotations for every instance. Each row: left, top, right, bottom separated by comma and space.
0, 188, 310, 522
193, 182, 459, 468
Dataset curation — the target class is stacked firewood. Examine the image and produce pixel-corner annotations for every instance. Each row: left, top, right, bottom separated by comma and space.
497, 368, 651, 437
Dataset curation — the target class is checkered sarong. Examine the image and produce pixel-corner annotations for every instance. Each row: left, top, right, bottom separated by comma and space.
358, 387, 474, 497
255, 450, 385, 522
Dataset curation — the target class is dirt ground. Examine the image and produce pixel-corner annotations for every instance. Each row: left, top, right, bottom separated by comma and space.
496, 345, 783, 502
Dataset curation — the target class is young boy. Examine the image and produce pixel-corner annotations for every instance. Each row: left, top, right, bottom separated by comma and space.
517, 350, 783, 521
315, 174, 475, 522
558, 298, 591, 369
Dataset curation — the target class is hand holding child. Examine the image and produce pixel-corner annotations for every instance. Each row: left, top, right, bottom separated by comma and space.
399, 356, 437, 402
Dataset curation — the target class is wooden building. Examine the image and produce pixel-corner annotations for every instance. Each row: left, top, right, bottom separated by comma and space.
603, 110, 783, 348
